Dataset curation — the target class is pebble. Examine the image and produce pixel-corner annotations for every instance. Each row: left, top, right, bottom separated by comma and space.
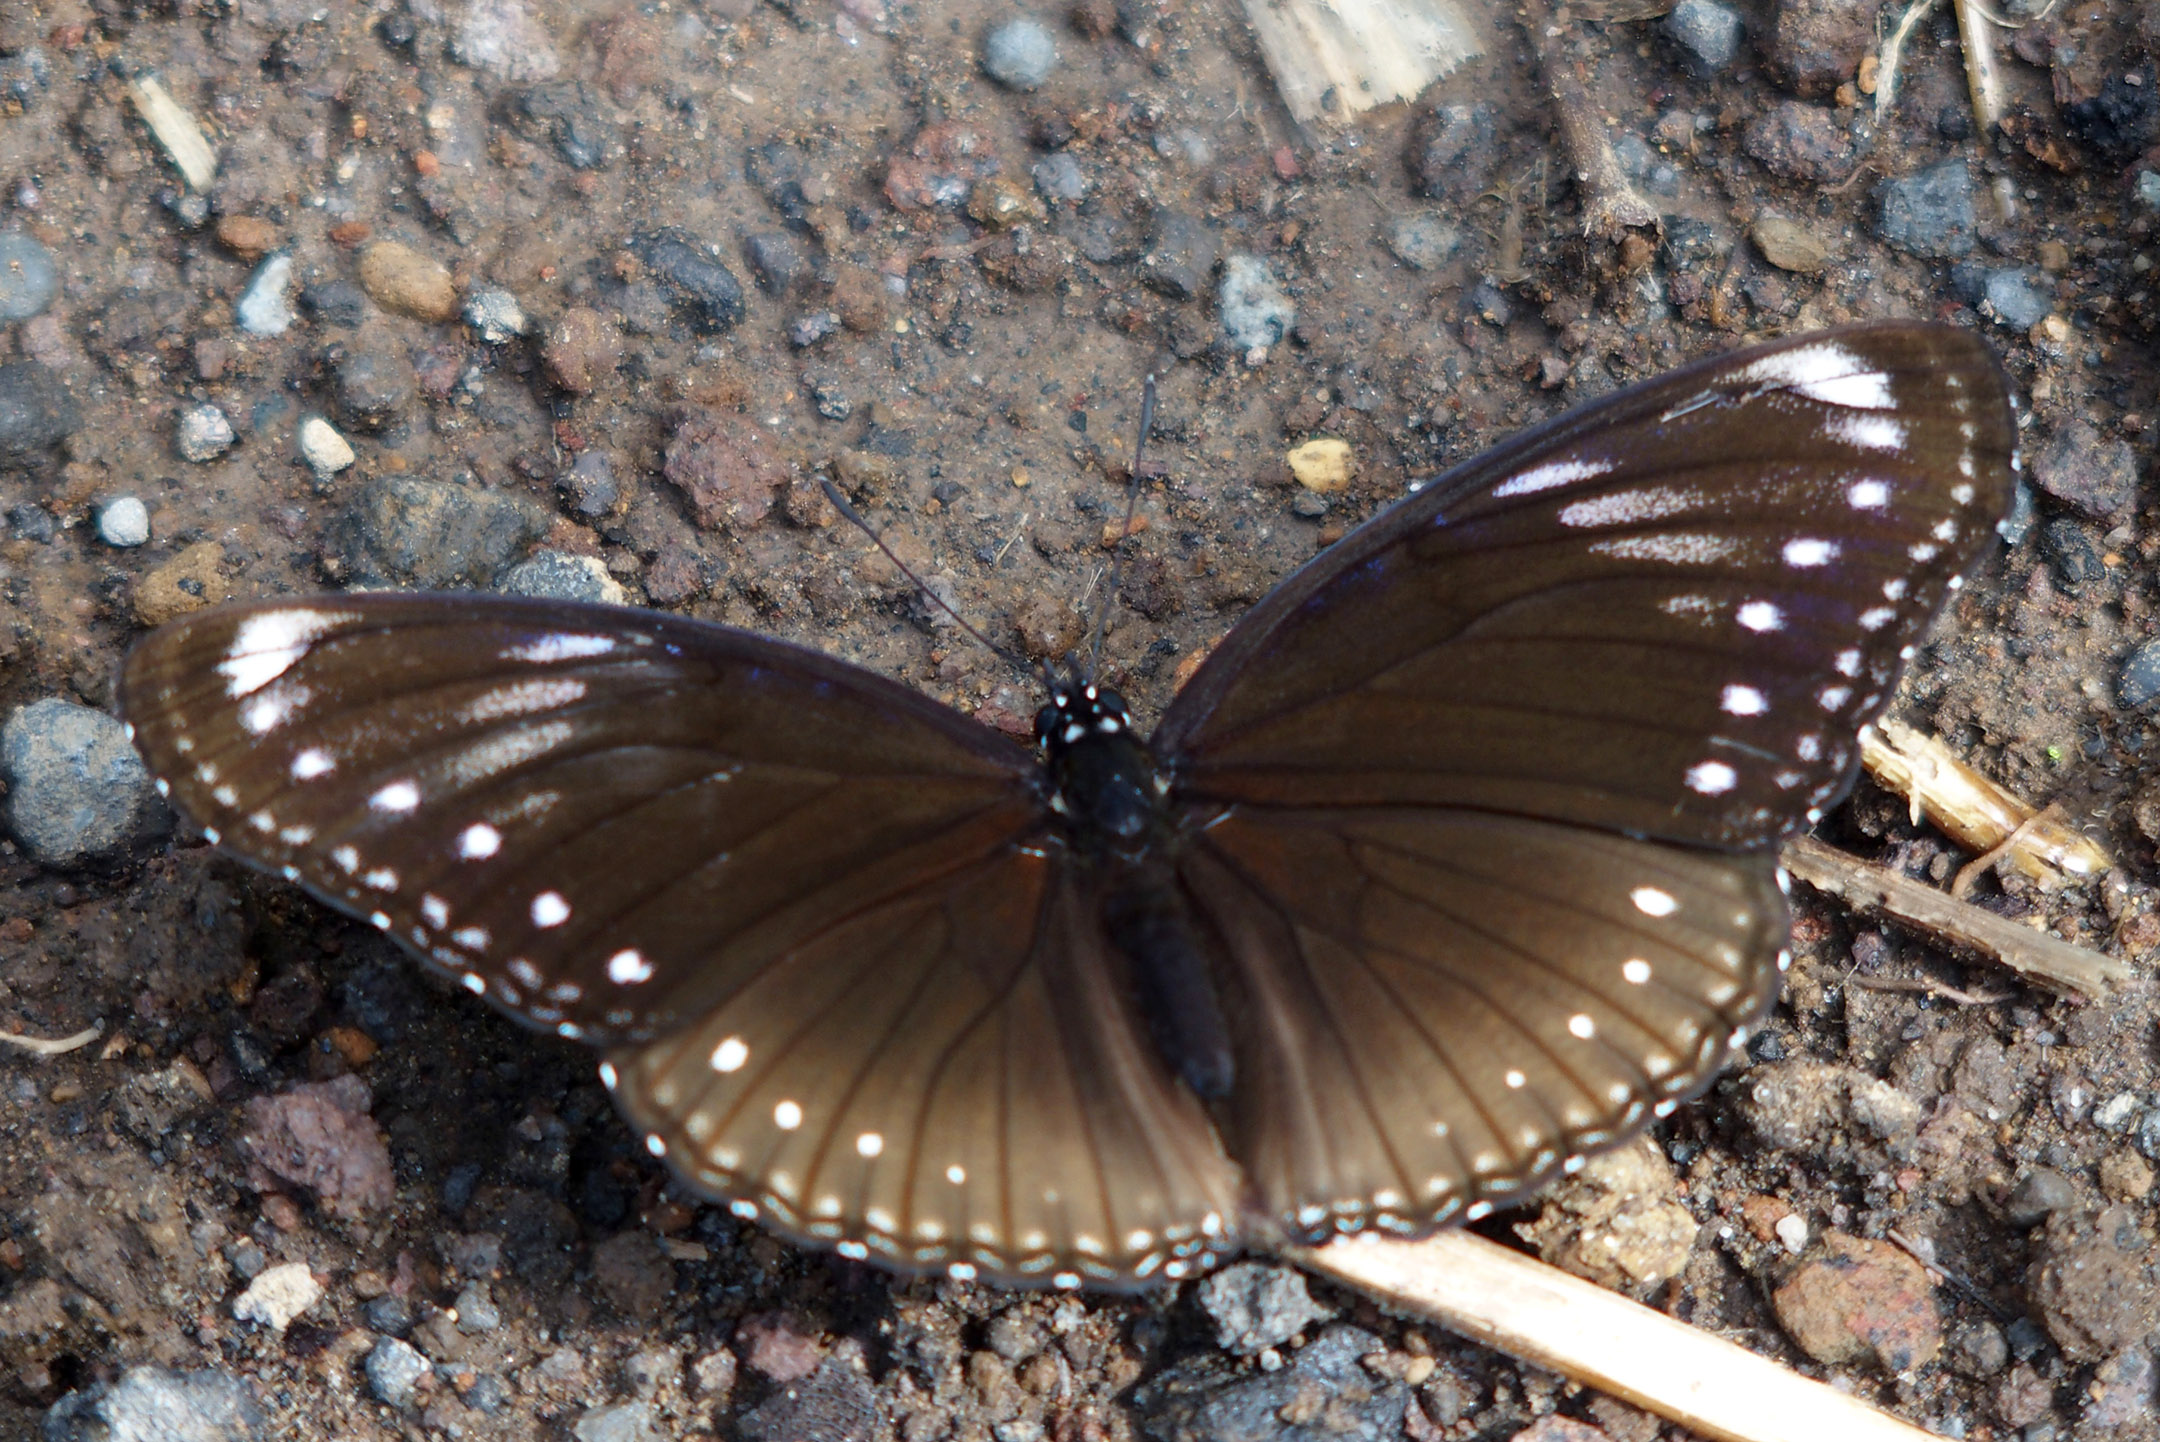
1770, 1231, 1942, 1373
1514, 1138, 1698, 1293
557, 452, 621, 517
334, 336, 418, 431
1875, 160, 1977, 258
1977, 267, 2052, 329
515, 81, 619, 170
736, 1357, 879, 1442
365, 1336, 433, 1410
339, 474, 550, 588
2031, 421, 2137, 519
232, 1262, 323, 1331
1218, 253, 1294, 361
43, 1367, 266, 1442
0, 229, 58, 320
574, 1401, 655, 1442
2084, 1348, 2156, 1432
235, 252, 295, 336
803, 369, 853, 420
239, 1075, 396, 1220
299, 415, 356, 475
1383, 212, 1461, 270
2039, 517, 2100, 595
1752, 215, 1835, 273
1743, 101, 1857, 184
1286, 438, 1354, 493
982, 16, 1058, 91
364, 1294, 414, 1337
359, 240, 460, 323
214, 214, 279, 261
1141, 209, 1218, 299
1406, 102, 1497, 203
2093, 1090, 2142, 1131
301, 278, 371, 328
788, 310, 841, 347
1032, 152, 1086, 204
2026, 1207, 2159, 1361
452, 0, 562, 81
742, 231, 809, 294
1764, 0, 1875, 96
2136, 1107, 2160, 1161
1194, 1263, 1333, 1355
543, 307, 623, 393
175, 402, 236, 461
135, 540, 233, 625
632, 229, 746, 334
663, 411, 789, 531
0, 359, 78, 460
464, 287, 526, 343
2139, 170, 2160, 211
453, 1282, 501, 1334
1665, 0, 1743, 71
501, 549, 625, 605
2003, 1167, 2078, 1227
1135, 1326, 1405, 1442
0, 698, 162, 866
96, 495, 150, 547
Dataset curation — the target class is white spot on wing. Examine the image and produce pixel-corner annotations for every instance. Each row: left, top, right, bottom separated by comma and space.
240, 682, 311, 736
1721, 684, 1768, 716
459, 823, 502, 860
291, 748, 335, 781
1490, 458, 1615, 498
1631, 887, 1678, 917
1740, 343, 1894, 409
1846, 479, 1890, 509
370, 780, 421, 814
856, 1132, 884, 1158
774, 1100, 803, 1130
505, 633, 616, 663
445, 720, 574, 788
1622, 958, 1652, 983
216, 609, 357, 697
710, 1037, 748, 1072
606, 948, 653, 985
1736, 600, 1784, 633
531, 891, 571, 928
1825, 413, 1909, 454
1556, 486, 1700, 529
458, 678, 589, 724
1782, 538, 1837, 567
1686, 760, 1738, 795
1588, 533, 1741, 566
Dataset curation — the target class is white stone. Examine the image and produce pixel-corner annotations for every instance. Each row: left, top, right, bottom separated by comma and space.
96, 496, 151, 548
232, 1261, 323, 1331
236, 252, 294, 336
176, 404, 236, 462
299, 416, 355, 475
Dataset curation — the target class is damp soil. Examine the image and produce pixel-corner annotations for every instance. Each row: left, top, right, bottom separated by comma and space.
2, 0, 2159, 1438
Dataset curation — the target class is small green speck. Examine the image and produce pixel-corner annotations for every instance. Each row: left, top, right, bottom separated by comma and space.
2045, 745, 2063, 762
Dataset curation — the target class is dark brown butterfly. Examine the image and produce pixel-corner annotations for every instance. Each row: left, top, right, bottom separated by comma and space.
119, 323, 2015, 1289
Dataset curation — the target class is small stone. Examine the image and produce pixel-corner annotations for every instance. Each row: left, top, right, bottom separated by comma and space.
239, 1075, 396, 1221
454, 1282, 501, 1334
96, 496, 150, 547
1875, 160, 1977, 259
632, 229, 747, 334
0, 360, 78, 462
2027, 1207, 2160, 1361
1218, 253, 1294, 361
301, 279, 371, 328
365, 1294, 413, 1337
336, 475, 550, 589
803, 370, 853, 421
1514, 1137, 1699, 1294
233, 1262, 323, 1331
2139, 170, 2160, 211
1774, 1213, 1810, 1253
574, 1402, 655, 1442
1764, 0, 1874, 97
737, 1356, 879, 1442
299, 416, 356, 476
135, 540, 233, 625
982, 16, 1058, 91
2116, 643, 2160, 711
214, 214, 280, 260
2099, 1150, 2154, 1202
2137, 1108, 2160, 1161
366, 1336, 432, 1410
2040, 517, 2100, 594
1383, 213, 1462, 270
1771, 1232, 1943, 1373
500, 550, 625, 606
1743, 101, 1857, 184
1140, 209, 1218, 300
1, 699, 163, 866
42, 1368, 266, 1442
1032, 152, 1086, 204
334, 335, 418, 431
236, 252, 296, 336
1468, 278, 1512, 325
174, 402, 236, 463
1665, 0, 1743, 71
452, 0, 562, 81
464, 287, 526, 343
788, 311, 841, 348
359, 241, 460, 323
1950, 1320, 2010, 1377
1752, 216, 1835, 273
2003, 1167, 2078, 1226
2031, 421, 2137, 520
1978, 268, 2052, 329
1286, 438, 1354, 493
742, 231, 809, 294
664, 411, 789, 532
514, 81, 619, 170
0, 230, 58, 321
2094, 1091, 2142, 1131
1405, 102, 1497, 203
1193, 1262, 1332, 1355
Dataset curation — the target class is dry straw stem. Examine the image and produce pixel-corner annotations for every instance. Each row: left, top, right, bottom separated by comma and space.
1781, 834, 2130, 999
1515, 0, 1660, 238
126, 73, 219, 192
1861, 717, 2110, 891
0, 1023, 103, 1056
1239, 0, 1484, 128
1299, 1231, 1937, 1442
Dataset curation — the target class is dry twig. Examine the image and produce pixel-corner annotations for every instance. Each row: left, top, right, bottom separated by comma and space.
0, 1022, 104, 1057
1298, 1232, 1938, 1442
1517, 0, 1659, 239
1781, 834, 2130, 999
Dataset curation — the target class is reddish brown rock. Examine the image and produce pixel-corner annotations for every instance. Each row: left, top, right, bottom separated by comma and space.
736, 1311, 825, 1383
240, 1075, 395, 1221
662, 410, 789, 531
542, 307, 621, 394
1770, 1231, 1942, 1373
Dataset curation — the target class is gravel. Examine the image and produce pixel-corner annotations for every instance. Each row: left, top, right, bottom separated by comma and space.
175, 402, 236, 461
235, 252, 295, 335
96, 495, 151, 547
0, 229, 58, 320
1666, 0, 1744, 71
1217, 253, 1294, 359
365, 1336, 432, 1410
1875, 160, 1977, 258
982, 16, 1058, 91
43, 1366, 267, 1441
1, 698, 163, 866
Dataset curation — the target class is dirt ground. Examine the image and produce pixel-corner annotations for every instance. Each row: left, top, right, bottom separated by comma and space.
2, 0, 2159, 1438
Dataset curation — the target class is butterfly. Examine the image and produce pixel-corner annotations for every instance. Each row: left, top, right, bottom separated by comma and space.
119, 323, 2015, 1289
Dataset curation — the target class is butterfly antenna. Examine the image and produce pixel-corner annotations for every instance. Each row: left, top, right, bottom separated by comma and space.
1087, 374, 1157, 680
819, 479, 1026, 670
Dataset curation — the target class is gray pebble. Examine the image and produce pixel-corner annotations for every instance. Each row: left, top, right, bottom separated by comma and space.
557, 452, 620, 517
1950, 1320, 2010, 1378
631, 229, 746, 334
993, 1424, 1045, 1442
1135, 1326, 1401, 1442
236, 252, 295, 336
2032, 422, 2138, 520
2039, 517, 2100, 595
301, 278, 371, 328
573, 1401, 655, 1442
1194, 1262, 1332, 1354
176, 403, 236, 462
467, 1374, 511, 1414
334, 339, 417, 432
454, 1282, 500, 1334
1217, 254, 1294, 359
0, 229, 58, 321
364, 1293, 413, 1337
2002, 1167, 2077, 1227
1666, 0, 1744, 70
982, 17, 1058, 91
1384, 213, 1461, 270
1, 698, 163, 867
0, 358, 81, 462
788, 310, 841, 348
1032, 152, 1086, 204
1141, 209, 1219, 300
464, 287, 527, 343
1467, 278, 1513, 326
516, 81, 619, 170
453, 0, 563, 82
96, 496, 150, 547
500, 549, 622, 605
2094, 1091, 2142, 1131
742, 231, 809, 295
42, 1366, 266, 1442
803, 370, 853, 421
365, 1336, 432, 1410
337, 475, 550, 589
1976, 267, 2051, 329
2137, 1108, 2160, 1161
1874, 160, 1976, 258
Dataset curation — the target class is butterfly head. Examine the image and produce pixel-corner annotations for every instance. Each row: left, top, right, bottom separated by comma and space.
1036, 683, 1164, 851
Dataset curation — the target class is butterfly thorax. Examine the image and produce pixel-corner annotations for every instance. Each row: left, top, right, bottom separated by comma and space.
1035, 683, 1168, 858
